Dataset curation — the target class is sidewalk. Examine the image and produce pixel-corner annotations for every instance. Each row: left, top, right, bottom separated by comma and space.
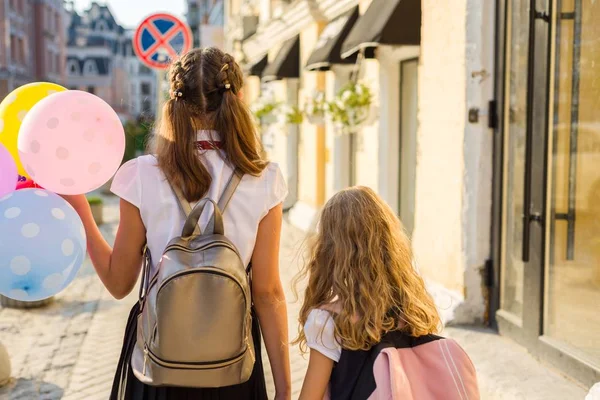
0, 195, 590, 399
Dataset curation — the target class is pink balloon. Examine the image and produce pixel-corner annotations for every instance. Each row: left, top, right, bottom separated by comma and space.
17, 91, 125, 195
0, 143, 18, 198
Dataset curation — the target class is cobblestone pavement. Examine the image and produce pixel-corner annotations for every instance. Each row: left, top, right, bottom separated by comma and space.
0, 195, 309, 400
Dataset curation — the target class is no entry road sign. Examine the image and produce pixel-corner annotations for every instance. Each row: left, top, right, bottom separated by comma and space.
133, 13, 193, 70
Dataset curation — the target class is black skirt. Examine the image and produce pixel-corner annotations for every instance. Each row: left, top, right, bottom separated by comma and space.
109, 302, 268, 400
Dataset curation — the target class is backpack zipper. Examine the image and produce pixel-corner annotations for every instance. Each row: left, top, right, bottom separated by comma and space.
165, 241, 241, 259
142, 242, 243, 306
143, 344, 247, 370
157, 268, 249, 305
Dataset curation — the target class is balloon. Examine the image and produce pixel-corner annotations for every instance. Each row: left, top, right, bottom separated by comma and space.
0, 189, 86, 301
16, 176, 43, 190
17, 90, 125, 195
0, 143, 17, 198
0, 83, 67, 178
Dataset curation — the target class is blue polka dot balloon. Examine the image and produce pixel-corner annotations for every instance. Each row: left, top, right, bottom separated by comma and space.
0, 189, 86, 301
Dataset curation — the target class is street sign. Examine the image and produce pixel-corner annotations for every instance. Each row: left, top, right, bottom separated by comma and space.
133, 13, 193, 70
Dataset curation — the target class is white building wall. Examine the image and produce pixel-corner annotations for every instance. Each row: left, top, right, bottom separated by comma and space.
410, 0, 494, 324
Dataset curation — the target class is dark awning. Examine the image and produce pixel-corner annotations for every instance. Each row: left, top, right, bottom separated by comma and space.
245, 55, 268, 77
341, 0, 421, 59
262, 36, 300, 82
305, 7, 359, 71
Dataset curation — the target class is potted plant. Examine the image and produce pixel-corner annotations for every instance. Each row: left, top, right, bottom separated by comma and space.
327, 81, 374, 135
251, 96, 280, 125
281, 104, 304, 126
88, 196, 104, 225
305, 91, 327, 125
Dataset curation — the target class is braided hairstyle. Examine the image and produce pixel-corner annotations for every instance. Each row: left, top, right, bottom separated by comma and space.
154, 48, 267, 202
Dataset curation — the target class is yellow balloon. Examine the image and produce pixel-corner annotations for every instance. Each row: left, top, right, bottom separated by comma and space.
0, 82, 67, 178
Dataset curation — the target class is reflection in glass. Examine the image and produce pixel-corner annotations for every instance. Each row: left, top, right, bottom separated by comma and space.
546, 0, 600, 364
501, 0, 529, 319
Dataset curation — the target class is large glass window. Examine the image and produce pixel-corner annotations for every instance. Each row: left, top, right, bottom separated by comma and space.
545, 0, 600, 365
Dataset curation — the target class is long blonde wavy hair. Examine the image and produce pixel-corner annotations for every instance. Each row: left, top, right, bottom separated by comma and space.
294, 186, 441, 352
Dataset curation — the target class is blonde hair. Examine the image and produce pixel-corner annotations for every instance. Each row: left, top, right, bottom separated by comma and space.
294, 186, 441, 352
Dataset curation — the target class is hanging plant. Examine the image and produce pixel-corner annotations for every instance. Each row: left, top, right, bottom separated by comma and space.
251, 97, 280, 125
281, 104, 304, 125
327, 81, 373, 134
304, 91, 327, 124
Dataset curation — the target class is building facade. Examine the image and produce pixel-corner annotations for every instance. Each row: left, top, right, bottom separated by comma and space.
33, 0, 67, 84
0, 0, 67, 98
65, 2, 156, 121
225, 0, 600, 388
187, 0, 225, 49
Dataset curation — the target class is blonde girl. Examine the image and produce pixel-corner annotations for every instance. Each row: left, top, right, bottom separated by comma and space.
295, 186, 441, 399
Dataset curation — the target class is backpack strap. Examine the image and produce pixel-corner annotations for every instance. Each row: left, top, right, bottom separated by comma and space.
217, 168, 243, 213
171, 183, 201, 235
169, 169, 242, 235
180, 169, 243, 237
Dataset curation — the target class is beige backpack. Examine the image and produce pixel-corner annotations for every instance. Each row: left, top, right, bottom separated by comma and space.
131, 170, 254, 388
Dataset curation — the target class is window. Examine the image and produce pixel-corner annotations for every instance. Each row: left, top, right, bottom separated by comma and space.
141, 83, 151, 96
139, 65, 152, 75
55, 54, 60, 74
68, 59, 80, 75
10, 35, 17, 64
97, 20, 108, 32
87, 86, 96, 95
84, 60, 98, 75
18, 37, 25, 65
142, 99, 152, 112
55, 11, 60, 32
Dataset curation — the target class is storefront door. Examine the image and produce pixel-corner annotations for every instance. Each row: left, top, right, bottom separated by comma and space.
493, 0, 600, 386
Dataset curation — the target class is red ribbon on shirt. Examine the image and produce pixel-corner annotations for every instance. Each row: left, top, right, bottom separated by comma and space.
196, 141, 222, 150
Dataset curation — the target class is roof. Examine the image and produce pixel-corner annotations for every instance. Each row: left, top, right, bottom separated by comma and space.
67, 56, 111, 75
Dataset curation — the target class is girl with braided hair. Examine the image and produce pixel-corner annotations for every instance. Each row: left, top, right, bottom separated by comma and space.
61, 48, 291, 399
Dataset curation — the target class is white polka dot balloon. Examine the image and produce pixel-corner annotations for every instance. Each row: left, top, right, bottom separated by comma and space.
17, 90, 125, 195
0, 189, 86, 301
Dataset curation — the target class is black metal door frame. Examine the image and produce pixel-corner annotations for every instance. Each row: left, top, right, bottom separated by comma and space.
492, 0, 600, 386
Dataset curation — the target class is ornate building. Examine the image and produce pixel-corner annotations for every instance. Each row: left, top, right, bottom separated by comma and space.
65, 2, 156, 121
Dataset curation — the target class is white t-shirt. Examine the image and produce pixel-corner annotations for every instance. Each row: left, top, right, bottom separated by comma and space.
110, 130, 288, 271
304, 309, 342, 362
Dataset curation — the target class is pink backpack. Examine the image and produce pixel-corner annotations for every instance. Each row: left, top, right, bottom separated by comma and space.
327, 332, 480, 400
